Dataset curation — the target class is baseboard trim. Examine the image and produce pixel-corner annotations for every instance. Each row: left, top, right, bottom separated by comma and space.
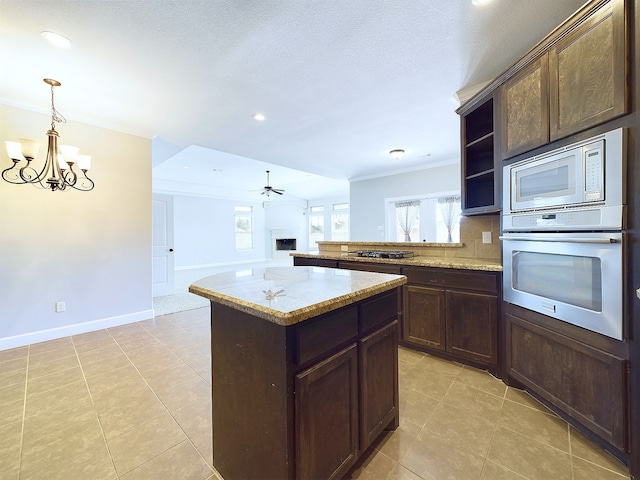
0, 309, 155, 351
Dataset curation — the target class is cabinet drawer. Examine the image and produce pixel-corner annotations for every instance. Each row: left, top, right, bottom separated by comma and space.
296, 306, 358, 365
359, 290, 398, 334
402, 267, 498, 294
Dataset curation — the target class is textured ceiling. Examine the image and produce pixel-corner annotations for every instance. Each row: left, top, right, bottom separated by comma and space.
0, 0, 586, 200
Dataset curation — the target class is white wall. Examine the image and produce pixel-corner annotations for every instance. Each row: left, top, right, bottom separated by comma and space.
173, 195, 266, 268
350, 164, 460, 240
0, 104, 152, 350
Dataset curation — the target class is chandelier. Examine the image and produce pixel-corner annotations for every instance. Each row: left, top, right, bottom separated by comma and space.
2, 78, 94, 192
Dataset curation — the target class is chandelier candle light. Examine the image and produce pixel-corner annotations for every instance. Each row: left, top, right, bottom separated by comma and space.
2, 78, 94, 192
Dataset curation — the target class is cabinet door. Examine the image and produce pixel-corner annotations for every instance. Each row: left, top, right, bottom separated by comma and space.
549, 0, 627, 140
446, 290, 498, 366
402, 285, 446, 350
506, 313, 628, 451
360, 320, 399, 450
296, 344, 359, 480
502, 56, 550, 158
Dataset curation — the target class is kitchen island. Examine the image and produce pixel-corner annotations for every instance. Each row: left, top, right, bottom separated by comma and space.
189, 266, 406, 480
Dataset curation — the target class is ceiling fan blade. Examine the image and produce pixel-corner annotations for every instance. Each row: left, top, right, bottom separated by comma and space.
272, 189, 285, 194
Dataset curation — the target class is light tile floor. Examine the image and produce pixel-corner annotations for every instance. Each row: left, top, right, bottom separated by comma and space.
0, 306, 631, 480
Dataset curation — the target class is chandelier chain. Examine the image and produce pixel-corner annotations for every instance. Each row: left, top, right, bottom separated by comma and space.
50, 82, 66, 130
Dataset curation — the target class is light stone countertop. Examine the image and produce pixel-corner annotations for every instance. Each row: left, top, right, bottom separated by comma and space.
291, 253, 503, 272
188, 266, 407, 326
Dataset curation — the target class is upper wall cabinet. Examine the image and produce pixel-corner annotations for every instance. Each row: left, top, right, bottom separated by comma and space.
500, 0, 628, 160
502, 57, 550, 158
549, 0, 627, 140
460, 96, 499, 215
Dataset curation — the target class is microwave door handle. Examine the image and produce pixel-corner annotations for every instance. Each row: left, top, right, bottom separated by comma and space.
499, 236, 619, 244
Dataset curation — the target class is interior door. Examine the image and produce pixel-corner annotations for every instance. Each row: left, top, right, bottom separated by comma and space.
152, 194, 174, 297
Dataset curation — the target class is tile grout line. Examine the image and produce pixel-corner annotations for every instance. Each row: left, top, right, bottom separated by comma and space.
71, 335, 120, 480
16, 346, 30, 480
100, 320, 214, 477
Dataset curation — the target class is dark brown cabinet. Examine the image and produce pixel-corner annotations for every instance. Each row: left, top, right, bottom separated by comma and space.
502, 57, 550, 158
209, 288, 400, 480
549, 0, 627, 140
296, 344, 359, 480
403, 285, 446, 350
460, 96, 499, 215
500, 0, 627, 159
294, 256, 339, 268
401, 267, 500, 368
359, 320, 399, 449
446, 290, 498, 366
505, 306, 628, 452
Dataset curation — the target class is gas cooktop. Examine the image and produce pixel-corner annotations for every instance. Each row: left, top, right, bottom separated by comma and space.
348, 250, 414, 259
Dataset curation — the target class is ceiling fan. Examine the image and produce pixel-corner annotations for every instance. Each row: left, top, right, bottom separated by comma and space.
258, 170, 285, 196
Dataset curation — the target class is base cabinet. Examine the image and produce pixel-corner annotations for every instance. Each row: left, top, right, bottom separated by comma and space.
506, 309, 628, 452
446, 290, 498, 365
401, 267, 500, 368
403, 285, 446, 350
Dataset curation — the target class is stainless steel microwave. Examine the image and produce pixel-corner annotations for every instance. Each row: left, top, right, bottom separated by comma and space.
503, 128, 626, 232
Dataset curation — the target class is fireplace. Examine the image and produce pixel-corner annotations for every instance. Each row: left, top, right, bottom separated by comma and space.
275, 238, 297, 251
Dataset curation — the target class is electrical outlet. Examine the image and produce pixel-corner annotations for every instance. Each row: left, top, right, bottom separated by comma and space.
482, 232, 492, 244
341, 245, 348, 251
55, 301, 66, 313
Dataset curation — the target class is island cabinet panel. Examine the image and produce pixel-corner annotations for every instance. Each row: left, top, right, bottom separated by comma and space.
359, 320, 399, 449
296, 306, 358, 365
296, 344, 359, 480
506, 311, 628, 452
209, 288, 400, 480
549, 0, 627, 141
210, 303, 293, 480
400, 266, 500, 369
502, 57, 550, 159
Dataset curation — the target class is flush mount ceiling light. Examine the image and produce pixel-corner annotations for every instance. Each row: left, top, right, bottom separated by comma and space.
41, 31, 72, 48
471, 0, 493, 5
2, 78, 94, 192
389, 149, 405, 160
252, 113, 266, 121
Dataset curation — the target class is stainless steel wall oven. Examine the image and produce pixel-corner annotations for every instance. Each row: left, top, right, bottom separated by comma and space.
501, 128, 626, 340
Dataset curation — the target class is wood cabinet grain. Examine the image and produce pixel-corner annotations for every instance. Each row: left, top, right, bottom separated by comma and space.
506, 309, 628, 452
502, 57, 550, 158
549, 0, 627, 140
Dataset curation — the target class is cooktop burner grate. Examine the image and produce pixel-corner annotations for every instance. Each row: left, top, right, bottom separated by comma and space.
348, 250, 415, 259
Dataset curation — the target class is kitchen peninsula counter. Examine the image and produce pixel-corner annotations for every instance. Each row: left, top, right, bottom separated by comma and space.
291, 252, 502, 272
189, 266, 406, 480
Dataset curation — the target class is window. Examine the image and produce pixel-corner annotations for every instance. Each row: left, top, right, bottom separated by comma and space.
394, 201, 420, 242
235, 206, 254, 250
387, 194, 460, 243
309, 206, 324, 250
331, 203, 349, 241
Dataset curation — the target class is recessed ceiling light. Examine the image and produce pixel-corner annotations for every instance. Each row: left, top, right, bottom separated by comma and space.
41, 31, 72, 49
252, 113, 266, 121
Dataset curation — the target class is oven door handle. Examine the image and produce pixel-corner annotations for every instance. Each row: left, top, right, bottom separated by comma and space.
498, 236, 619, 244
